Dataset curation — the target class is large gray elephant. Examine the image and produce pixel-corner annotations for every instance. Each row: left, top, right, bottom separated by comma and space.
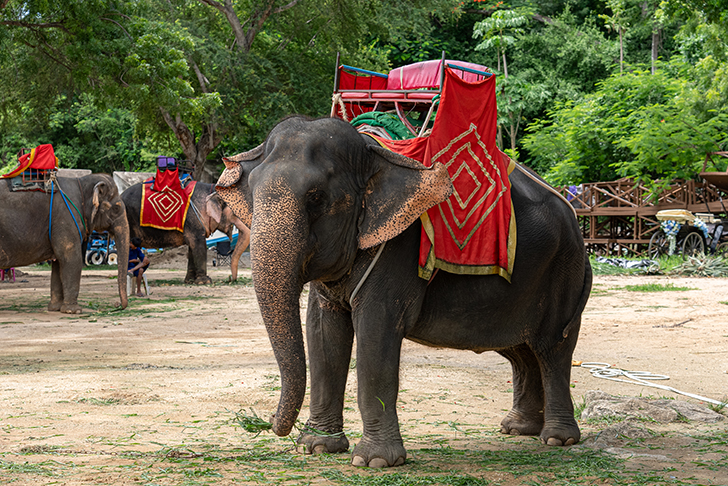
122, 181, 250, 283
216, 116, 592, 468
0, 173, 130, 313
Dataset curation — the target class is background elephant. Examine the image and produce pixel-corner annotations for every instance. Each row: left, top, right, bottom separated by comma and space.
0, 173, 130, 313
216, 116, 592, 468
122, 181, 250, 284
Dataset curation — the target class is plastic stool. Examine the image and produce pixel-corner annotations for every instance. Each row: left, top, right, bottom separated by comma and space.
127, 273, 150, 296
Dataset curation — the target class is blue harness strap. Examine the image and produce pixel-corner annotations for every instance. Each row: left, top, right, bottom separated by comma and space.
49, 179, 85, 244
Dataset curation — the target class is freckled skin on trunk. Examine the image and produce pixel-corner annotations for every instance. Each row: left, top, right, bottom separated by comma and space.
250, 192, 308, 436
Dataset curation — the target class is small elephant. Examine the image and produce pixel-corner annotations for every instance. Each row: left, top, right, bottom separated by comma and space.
216, 116, 592, 467
0, 173, 130, 313
122, 181, 250, 284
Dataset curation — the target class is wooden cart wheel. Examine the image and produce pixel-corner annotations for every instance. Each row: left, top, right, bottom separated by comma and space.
716, 242, 728, 259
681, 232, 705, 259
648, 232, 668, 259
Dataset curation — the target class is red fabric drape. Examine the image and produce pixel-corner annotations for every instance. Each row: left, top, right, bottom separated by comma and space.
1, 144, 58, 179
140, 168, 196, 232
371, 68, 515, 281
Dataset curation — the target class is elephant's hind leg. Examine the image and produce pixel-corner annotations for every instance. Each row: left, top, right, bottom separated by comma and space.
498, 344, 545, 436
532, 330, 581, 446
297, 289, 352, 455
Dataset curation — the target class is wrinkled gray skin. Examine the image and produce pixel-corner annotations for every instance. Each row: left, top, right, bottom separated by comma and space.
0, 174, 130, 313
122, 182, 250, 284
217, 116, 592, 468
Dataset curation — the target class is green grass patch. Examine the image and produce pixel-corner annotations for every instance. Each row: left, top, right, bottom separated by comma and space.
622, 283, 696, 292
74, 397, 122, 406
0, 300, 48, 313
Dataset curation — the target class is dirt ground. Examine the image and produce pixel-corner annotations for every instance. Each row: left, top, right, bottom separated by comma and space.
1, 250, 727, 485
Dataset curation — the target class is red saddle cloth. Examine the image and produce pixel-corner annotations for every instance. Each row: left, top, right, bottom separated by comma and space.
1, 144, 58, 179
370, 68, 516, 282
140, 168, 196, 232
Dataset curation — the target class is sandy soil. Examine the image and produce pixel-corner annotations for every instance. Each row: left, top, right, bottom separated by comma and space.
1, 252, 727, 485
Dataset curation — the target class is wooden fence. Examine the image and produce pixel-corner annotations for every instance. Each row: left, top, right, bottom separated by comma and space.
558, 178, 728, 256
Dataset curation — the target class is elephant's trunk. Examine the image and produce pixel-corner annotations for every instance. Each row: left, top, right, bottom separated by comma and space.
229, 220, 250, 282
112, 212, 130, 309
251, 193, 307, 437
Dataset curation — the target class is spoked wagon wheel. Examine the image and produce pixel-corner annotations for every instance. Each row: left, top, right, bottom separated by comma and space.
648, 232, 668, 258
681, 232, 704, 259
716, 242, 728, 259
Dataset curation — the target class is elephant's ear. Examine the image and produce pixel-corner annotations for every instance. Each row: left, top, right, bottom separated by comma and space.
358, 145, 453, 249
205, 193, 223, 225
216, 143, 265, 227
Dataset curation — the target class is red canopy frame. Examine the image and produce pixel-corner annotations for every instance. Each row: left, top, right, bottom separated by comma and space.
331, 52, 493, 137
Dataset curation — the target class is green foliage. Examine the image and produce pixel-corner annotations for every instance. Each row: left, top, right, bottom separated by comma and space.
621, 282, 696, 292
522, 62, 728, 186
1, 0, 727, 186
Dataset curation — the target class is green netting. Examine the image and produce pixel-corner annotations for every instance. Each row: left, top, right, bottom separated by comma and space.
350, 112, 415, 140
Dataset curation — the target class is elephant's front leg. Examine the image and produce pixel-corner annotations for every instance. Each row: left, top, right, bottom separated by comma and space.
297, 289, 353, 455
48, 260, 64, 311
351, 305, 407, 468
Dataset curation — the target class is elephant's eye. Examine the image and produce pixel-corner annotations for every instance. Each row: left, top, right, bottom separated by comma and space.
306, 190, 327, 216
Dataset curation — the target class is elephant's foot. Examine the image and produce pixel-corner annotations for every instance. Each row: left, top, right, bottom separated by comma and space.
500, 409, 544, 436
48, 302, 62, 312
296, 427, 349, 455
540, 420, 580, 446
60, 303, 83, 314
351, 438, 406, 468
184, 275, 212, 285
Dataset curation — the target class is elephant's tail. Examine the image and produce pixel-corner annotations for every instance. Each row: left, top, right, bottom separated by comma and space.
561, 253, 592, 340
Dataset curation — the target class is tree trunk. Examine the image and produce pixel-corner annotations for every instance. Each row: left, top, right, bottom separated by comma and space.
651, 28, 659, 74
619, 29, 624, 74
160, 107, 222, 181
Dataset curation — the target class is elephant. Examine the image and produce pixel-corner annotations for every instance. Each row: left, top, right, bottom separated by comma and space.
215, 116, 592, 468
0, 173, 130, 313
122, 181, 250, 284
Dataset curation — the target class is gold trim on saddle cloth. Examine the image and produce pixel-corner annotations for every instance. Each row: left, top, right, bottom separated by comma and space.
418, 198, 516, 282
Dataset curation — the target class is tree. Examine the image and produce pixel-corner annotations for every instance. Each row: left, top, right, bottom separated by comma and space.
473, 7, 531, 152
599, 0, 629, 74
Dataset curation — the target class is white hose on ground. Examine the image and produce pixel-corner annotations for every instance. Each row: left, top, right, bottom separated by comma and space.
580, 362, 725, 406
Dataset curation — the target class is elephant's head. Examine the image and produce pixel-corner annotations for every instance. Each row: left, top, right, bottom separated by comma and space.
216, 116, 452, 436
83, 174, 130, 309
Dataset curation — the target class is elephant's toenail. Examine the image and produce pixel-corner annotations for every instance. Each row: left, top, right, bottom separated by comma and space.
547, 437, 563, 446
312, 445, 326, 454
393, 457, 405, 466
368, 458, 388, 468
352, 456, 367, 467
565, 438, 576, 446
